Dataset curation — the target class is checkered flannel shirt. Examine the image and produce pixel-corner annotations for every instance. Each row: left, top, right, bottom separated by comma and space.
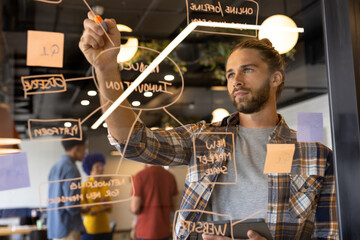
109, 113, 338, 240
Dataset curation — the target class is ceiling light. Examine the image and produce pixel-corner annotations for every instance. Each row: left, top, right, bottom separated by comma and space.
64, 122, 72, 128
110, 151, 121, 156
144, 92, 153, 97
87, 90, 97, 96
117, 24, 139, 63
0, 138, 21, 145
211, 86, 227, 91
258, 15, 299, 54
103, 122, 108, 128
81, 100, 90, 106
188, 103, 195, 110
164, 75, 175, 81
131, 101, 141, 107
0, 149, 21, 155
211, 108, 230, 123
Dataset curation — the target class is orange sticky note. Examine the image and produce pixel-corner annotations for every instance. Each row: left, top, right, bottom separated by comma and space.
26, 30, 64, 68
263, 144, 295, 174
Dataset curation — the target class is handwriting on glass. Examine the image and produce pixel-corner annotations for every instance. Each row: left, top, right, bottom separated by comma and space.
106, 80, 173, 95
196, 138, 231, 176
21, 74, 67, 98
47, 178, 126, 205
180, 220, 228, 236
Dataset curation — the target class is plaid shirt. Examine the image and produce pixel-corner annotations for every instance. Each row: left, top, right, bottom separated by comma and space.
109, 112, 338, 240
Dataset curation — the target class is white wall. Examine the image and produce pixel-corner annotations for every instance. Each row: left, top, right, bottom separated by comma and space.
278, 94, 332, 149
0, 140, 64, 208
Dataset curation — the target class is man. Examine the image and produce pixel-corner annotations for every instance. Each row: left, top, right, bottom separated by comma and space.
131, 164, 178, 240
79, 13, 338, 239
47, 134, 88, 240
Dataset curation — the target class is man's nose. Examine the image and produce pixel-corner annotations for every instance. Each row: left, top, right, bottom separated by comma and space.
232, 74, 244, 87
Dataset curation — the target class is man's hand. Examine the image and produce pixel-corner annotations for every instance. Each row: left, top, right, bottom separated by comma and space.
202, 230, 267, 240
78, 13, 136, 142
79, 11, 121, 69
246, 230, 267, 240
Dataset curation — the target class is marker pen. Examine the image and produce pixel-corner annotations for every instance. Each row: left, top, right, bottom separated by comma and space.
94, 15, 108, 32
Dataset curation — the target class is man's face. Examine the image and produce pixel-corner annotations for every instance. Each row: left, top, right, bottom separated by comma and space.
90, 162, 104, 175
226, 48, 273, 114
75, 142, 88, 161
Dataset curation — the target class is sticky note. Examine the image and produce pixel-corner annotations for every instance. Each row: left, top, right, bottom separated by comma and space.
0, 152, 31, 191
264, 144, 295, 174
297, 112, 324, 142
27, 30, 64, 68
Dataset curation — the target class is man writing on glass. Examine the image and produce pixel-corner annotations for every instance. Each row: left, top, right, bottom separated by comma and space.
79, 13, 338, 240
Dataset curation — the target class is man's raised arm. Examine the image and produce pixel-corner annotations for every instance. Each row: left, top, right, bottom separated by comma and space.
79, 12, 136, 142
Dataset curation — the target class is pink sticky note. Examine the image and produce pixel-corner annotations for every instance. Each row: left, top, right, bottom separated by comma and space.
264, 144, 295, 174
297, 112, 324, 142
26, 30, 64, 68
0, 152, 31, 191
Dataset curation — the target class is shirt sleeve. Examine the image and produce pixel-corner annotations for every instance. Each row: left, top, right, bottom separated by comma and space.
312, 150, 339, 239
132, 174, 143, 198
108, 121, 205, 166
61, 167, 82, 216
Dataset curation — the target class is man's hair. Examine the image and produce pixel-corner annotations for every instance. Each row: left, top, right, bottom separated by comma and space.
229, 38, 285, 99
61, 131, 87, 151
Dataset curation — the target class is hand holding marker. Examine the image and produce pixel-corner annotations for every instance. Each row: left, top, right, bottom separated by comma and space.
94, 15, 108, 32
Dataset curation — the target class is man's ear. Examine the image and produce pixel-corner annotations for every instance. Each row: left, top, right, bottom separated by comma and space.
271, 71, 283, 87
70, 145, 80, 156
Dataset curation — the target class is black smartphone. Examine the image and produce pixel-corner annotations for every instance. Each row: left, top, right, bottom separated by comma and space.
189, 218, 273, 240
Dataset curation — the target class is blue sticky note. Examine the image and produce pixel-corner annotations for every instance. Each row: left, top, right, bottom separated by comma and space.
297, 112, 324, 142
0, 152, 31, 191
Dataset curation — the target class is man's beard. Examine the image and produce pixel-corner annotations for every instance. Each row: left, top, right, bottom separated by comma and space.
230, 78, 271, 114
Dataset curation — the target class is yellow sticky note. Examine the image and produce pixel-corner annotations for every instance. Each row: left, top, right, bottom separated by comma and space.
263, 144, 295, 174
26, 30, 64, 68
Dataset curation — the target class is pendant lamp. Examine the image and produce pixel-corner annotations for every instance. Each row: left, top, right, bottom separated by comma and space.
0, 104, 21, 155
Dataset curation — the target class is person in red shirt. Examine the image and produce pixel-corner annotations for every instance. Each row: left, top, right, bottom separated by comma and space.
131, 165, 178, 240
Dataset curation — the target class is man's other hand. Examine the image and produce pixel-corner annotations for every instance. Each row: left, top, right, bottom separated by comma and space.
202, 230, 267, 240
247, 230, 267, 240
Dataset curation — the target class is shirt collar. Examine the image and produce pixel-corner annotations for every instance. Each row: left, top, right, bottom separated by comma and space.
219, 112, 297, 142
61, 154, 73, 162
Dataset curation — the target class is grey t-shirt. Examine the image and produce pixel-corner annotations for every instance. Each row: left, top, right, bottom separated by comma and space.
205, 125, 274, 221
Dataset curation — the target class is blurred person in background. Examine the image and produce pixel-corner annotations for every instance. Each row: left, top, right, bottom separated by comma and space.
131, 164, 178, 240
47, 134, 88, 240
81, 152, 112, 240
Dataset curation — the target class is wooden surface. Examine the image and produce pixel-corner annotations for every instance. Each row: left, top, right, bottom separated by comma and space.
0, 225, 39, 236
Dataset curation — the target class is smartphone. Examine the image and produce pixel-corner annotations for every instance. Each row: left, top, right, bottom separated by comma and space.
189, 218, 273, 240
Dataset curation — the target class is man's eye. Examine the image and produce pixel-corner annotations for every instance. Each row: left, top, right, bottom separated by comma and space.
244, 68, 253, 73
227, 73, 235, 79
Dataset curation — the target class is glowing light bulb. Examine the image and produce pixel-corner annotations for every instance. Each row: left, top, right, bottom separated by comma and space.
81, 100, 90, 106
131, 101, 141, 107
258, 15, 299, 54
